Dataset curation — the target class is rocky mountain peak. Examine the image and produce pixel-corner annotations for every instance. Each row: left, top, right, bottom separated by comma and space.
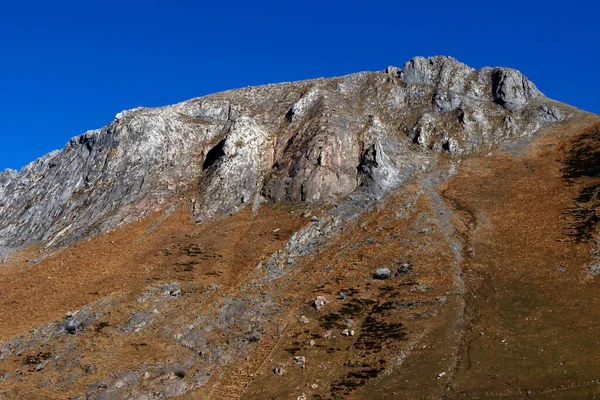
391, 55, 543, 109
0, 56, 573, 256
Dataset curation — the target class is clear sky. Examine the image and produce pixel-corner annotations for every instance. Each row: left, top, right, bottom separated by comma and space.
1, 0, 598, 170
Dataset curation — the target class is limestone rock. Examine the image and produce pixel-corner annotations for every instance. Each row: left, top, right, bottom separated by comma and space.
313, 296, 327, 311
491, 68, 542, 109
373, 267, 392, 280
0, 56, 569, 261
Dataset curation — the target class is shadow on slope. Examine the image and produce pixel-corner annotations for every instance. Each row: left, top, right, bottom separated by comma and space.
562, 124, 600, 242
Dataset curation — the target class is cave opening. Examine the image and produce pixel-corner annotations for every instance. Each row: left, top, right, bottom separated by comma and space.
202, 138, 226, 171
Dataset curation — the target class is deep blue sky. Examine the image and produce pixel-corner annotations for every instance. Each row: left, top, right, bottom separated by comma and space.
1, 0, 598, 170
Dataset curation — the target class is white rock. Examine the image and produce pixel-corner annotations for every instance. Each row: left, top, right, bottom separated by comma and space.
313, 296, 328, 311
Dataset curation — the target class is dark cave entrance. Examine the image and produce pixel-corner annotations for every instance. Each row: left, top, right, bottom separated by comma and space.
202, 138, 226, 171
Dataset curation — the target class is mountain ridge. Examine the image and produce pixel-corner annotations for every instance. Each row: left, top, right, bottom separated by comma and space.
0, 56, 581, 258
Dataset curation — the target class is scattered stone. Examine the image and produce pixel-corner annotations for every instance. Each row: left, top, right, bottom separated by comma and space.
59, 313, 89, 335
558, 265, 567, 272
273, 367, 285, 376
437, 372, 446, 379
396, 262, 412, 275
323, 330, 333, 338
373, 268, 392, 280
298, 316, 309, 324
294, 356, 306, 366
410, 284, 431, 293
297, 393, 307, 400
309, 340, 316, 347
341, 329, 355, 336
122, 311, 153, 334
587, 264, 600, 276
336, 291, 347, 300
345, 319, 354, 327
162, 283, 182, 297
313, 296, 327, 311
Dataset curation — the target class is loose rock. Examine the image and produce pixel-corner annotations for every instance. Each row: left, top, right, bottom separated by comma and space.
294, 356, 306, 365
373, 268, 392, 280
313, 296, 327, 311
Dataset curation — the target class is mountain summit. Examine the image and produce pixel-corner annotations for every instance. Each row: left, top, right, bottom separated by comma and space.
0, 56, 566, 253
1, 56, 599, 399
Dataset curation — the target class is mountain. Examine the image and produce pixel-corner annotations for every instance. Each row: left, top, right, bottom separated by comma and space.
0, 56, 599, 399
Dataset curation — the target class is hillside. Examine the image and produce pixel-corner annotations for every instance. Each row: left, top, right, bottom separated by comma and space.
0, 56, 599, 399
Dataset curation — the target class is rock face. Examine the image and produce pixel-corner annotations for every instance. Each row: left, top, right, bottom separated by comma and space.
0, 56, 568, 255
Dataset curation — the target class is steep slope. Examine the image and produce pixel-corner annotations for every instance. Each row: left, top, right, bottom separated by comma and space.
0, 56, 599, 399
0, 56, 569, 256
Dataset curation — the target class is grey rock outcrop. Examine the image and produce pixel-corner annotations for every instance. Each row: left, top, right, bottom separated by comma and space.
0, 56, 571, 258
491, 68, 542, 109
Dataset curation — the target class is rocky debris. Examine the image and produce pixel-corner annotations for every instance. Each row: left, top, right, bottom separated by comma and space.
122, 311, 154, 334
588, 264, 600, 276
345, 319, 355, 328
273, 366, 285, 376
162, 283, 182, 298
373, 267, 392, 280
86, 367, 192, 399
298, 315, 309, 324
313, 296, 328, 311
374, 262, 412, 279
336, 291, 347, 300
137, 282, 182, 303
58, 311, 91, 335
293, 356, 306, 366
258, 197, 373, 281
341, 329, 355, 337
397, 262, 412, 274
